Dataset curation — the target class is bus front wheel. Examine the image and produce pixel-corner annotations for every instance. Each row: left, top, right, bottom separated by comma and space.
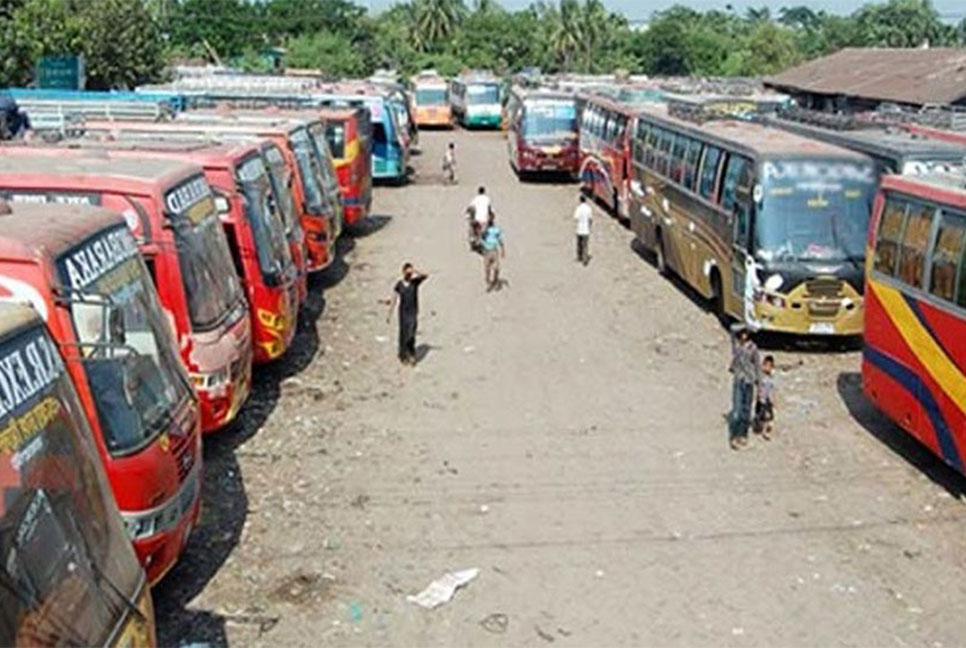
656, 233, 669, 277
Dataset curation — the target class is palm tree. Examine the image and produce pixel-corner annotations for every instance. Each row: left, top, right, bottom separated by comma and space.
413, 0, 467, 50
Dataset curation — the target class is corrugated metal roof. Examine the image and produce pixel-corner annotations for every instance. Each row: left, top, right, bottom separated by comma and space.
765, 48, 966, 106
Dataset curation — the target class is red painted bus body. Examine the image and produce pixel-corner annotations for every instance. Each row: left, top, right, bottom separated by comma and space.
0, 204, 201, 585
0, 153, 252, 434
6, 140, 301, 363
505, 87, 581, 178
83, 119, 338, 277
863, 172, 966, 476
579, 94, 636, 220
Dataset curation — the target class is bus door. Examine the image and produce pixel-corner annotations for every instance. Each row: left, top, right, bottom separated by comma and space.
721, 154, 755, 323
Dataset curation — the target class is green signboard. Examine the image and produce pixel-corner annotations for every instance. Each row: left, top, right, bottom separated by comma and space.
36, 55, 85, 90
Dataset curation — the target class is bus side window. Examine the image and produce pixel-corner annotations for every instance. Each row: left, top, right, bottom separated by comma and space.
698, 146, 722, 200
721, 154, 750, 214
897, 201, 934, 289
681, 138, 698, 191
874, 197, 908, 277
670, 134, 686, 184
929, 210, 966, 304
645, 123, 658, 168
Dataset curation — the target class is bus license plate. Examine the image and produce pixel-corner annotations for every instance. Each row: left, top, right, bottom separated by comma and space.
809, 322, 835, 335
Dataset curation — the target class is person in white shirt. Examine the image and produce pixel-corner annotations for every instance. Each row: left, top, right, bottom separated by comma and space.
442, 141, 456, 184
574, 194, 593, 265
465, 186, 494, 251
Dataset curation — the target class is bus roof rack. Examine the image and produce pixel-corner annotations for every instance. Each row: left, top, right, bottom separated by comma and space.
17, 99, 173, 123
666, 93, 786, 124
22, 111, 86, 138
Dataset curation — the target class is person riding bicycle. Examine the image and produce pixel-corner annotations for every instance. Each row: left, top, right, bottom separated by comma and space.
465, 186, 494, 252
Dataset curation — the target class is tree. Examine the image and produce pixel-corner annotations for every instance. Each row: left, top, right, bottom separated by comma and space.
412, 0, 467, 51
852, 0, 950, 47
81, 0, 166, 88
167, 0, 260, 61
262, 0, 365, 42
284, 31, 365, 77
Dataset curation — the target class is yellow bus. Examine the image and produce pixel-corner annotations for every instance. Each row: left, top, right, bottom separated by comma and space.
410, 72, 453, 128
628, 103, 876, 336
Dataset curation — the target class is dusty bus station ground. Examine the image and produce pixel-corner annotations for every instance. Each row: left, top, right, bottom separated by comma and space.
154, 130, 966, 647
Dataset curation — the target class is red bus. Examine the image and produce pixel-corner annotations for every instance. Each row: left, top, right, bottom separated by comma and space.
13, 139, 301, 364
504, 86, 581, 178
0, 204, 200, 586
864, 171, 966, 475
0, 153, 252, 434
579, 94, 636, 220
84, 119, 340, 274
0, 301, 156, 646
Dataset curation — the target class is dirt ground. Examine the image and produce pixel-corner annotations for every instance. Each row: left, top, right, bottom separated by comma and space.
154, 129, 966, 647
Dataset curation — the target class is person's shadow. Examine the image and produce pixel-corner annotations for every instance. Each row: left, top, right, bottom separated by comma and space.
414, 343, 439, 364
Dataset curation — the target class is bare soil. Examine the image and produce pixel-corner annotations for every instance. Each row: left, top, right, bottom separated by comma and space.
154, 129, 966, 647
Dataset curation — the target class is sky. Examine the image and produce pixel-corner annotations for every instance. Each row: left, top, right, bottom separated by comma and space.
360, 0, 965, 23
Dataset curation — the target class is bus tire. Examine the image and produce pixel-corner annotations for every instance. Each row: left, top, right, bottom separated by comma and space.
710, 270, 726, 323
656, 232, 669, 277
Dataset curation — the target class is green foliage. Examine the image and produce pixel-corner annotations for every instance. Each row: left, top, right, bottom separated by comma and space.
284, 31, 366, 78
0, 0, 163, 88
166, 0, 259, 62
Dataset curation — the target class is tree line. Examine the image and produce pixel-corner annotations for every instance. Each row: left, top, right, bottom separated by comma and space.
1, 0, 964, 90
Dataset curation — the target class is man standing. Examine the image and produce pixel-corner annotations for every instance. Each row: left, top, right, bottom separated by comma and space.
574, 194, 592, 265
385, 263, 429, 365
728, 324, 760, 449
442, 141, 457, 184
480, 213, 505, 291
465, 186, 493, 251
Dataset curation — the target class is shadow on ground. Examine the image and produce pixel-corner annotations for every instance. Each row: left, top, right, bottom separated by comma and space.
837, 371, 966, 498
153, 251, 342, 646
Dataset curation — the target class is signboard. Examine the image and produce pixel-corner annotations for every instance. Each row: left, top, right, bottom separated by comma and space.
36, 55, 85, 90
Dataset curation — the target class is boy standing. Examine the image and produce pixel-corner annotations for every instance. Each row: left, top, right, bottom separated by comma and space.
385, 263, 429, 365
442, 142, 457, 184
728, 324, 760, 449
574, 194, 592, 265
754, 355, 777, 440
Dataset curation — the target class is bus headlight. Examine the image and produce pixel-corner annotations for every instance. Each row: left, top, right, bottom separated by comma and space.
190, 367, 230, 390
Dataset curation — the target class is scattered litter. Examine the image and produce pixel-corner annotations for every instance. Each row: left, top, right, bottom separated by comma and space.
349, 602, 364, 622
407, 568, 479, 609
375, 335, 388, 343
732, 627, 744, 636
923, 504, 934, 512
535, 625, 556, 642
479, 504, 490, 514
594, 570, 604, 578
480, 613, 509, 634
908, 606, 923, 614
903, 549, 921, 559
463, 345, 475, 353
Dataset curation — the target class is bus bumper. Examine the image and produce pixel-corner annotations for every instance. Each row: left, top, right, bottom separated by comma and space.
127, 461, 203, 586
465, 114, 502, 128
373, 157, 405, 181
752, 280, 864, 336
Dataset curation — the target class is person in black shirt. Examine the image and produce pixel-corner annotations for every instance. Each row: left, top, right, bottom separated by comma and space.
385, 262, 428, 365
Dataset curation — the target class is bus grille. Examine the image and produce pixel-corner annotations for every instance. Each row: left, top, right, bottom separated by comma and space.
170, 432, 194, 481
805, 277, 844, 299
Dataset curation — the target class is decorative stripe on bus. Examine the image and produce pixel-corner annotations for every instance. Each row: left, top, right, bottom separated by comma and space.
863, 344, 963, 472
870, 280, 966, 417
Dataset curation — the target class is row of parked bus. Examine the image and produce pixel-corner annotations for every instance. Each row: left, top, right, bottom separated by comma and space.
499, 79, 966, 488
0, 75, 426, 645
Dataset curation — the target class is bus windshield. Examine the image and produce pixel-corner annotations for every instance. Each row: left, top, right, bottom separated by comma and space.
416, 88, 447, 106
0, 326, 143, 647
236, 155, 294, 282
59, 226, 190, 454
756, 159, 876, 263
468, 84, 500, 105
290, 129, 326, 213
523, 101, 578, 141
262, 145, 301, 241
308, 125, 342, 197
324, 122, 346, 158
165, 177, 244, 330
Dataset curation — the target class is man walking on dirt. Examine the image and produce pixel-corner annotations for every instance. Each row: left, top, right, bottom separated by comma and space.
480, 213, 506, 291
574, 194, 592, 265
385, 263, 429, 365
